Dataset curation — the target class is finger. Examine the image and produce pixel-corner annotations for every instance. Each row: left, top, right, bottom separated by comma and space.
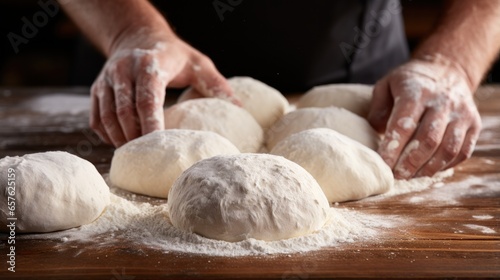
190, 57, 241, 106
416, 121, 466, 177
111, 69, 140, 141
378, 92, 426, 169
368, 77, 393, 133
445, 124, 480, 168
392, 107, 448, 179
99, 84, 127, 147
135, 57, 167, 135
90, 80, 112, 145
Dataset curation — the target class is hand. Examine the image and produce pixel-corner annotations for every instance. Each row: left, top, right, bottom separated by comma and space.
368, 55, 482, 179
90, 36, 238, 147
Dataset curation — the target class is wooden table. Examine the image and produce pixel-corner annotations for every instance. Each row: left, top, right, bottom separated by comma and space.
0, 87, 499, 279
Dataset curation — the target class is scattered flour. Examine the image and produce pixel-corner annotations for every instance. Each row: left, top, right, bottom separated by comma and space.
464, 224, 496, 234
22, 190, 401, 257
408, 196, 425, 204
381, 168, 454, 198
472, 215, 494, 220
21, 94, 90, 115
0, 94, 90, 133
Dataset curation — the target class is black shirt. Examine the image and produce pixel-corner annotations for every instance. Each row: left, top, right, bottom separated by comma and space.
153, 0, 409, 92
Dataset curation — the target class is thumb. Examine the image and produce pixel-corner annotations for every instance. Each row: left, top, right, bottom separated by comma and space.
190, 58, 241, 106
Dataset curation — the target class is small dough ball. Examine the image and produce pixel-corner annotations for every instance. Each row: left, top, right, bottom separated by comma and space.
297, 84, 373, 117
178, 77, 289, 129
0, 151, 110, 233
164, 98, 264, 153
271, 128, 393, 202
266, 107, 379, 150
110, 129, 240, 198
167, 154, 330, 242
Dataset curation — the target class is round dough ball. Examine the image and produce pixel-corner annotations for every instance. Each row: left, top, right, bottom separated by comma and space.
0, 151, 110, 233
266, 107, 379, 150
164, 98, 264, 153
110, 129, 240, 198
178, 77, 289, 129
271, 128, 393, 202
297, 84, 373, 117
167, 154, 330, 242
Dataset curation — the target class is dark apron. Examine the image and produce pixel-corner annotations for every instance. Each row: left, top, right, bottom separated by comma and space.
74, 0, 409, 93
156, 0, 409, 92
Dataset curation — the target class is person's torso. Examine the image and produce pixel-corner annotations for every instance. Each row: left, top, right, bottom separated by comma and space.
156, 1, 408, 92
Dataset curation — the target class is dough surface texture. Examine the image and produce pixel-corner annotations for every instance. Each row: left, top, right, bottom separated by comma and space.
297, 84, 373, 117
178, 76, 289, 129
110, 129, 240, 198
0, 151, 110, 233
266, 107, 379, 150
167, 153, 330, 242
271, 128, 393, 202
164, 98, 264, 153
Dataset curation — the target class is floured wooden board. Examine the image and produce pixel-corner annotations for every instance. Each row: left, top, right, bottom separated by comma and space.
0, 87, 499, 279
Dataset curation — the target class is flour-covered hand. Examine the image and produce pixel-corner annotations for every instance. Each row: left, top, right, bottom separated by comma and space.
90, 36, 237, 147
368, 55, 481, 179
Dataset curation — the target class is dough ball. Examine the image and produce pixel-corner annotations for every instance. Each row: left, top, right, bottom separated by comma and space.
110, 129, 240, 198
167, 154, 330, 242
0, 151, 110, 233
271, 128, 393, 202
297, 84, 373, 117
164, 98, 264, 153
266, 107, 379, 150
178, 77, 289, 129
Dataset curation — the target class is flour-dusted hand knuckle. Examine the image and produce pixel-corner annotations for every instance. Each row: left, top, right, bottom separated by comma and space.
116, 104, 134, 119
90, 79, 106, 98
421, 133, 441, 151
442, 144, 459, 163
402, 155, 419, 171
100, 112, 116, 129
136, 95, 158, 113
115, 92, 133, 108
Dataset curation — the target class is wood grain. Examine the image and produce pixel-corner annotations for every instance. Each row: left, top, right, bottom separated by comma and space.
0, 87, 499, 279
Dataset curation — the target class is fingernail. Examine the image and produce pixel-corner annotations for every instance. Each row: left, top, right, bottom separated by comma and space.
394, 164, 412, 180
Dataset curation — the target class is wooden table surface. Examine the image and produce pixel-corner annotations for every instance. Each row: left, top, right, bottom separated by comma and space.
0, 87, 499, 279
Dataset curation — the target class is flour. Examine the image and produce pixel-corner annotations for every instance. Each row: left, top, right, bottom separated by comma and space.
19, 168, 493, 257
374, 172, 500, 210
21, 94, 90, 115
373, 168, 454, 199
464, 224, 496, 234
397, 117, 416, 130
472, 215, 494, 220
23, 191, 402, 257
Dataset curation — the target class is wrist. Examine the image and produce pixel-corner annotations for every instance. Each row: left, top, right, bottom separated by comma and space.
410, 52, 476, 92
108, 24, 177, 56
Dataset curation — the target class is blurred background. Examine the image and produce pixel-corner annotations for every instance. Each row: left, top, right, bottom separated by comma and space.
0, 0, 498, 87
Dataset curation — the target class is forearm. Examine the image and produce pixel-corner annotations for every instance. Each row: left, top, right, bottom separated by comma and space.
413, 0, 500, 90
59, 0, 175, 56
